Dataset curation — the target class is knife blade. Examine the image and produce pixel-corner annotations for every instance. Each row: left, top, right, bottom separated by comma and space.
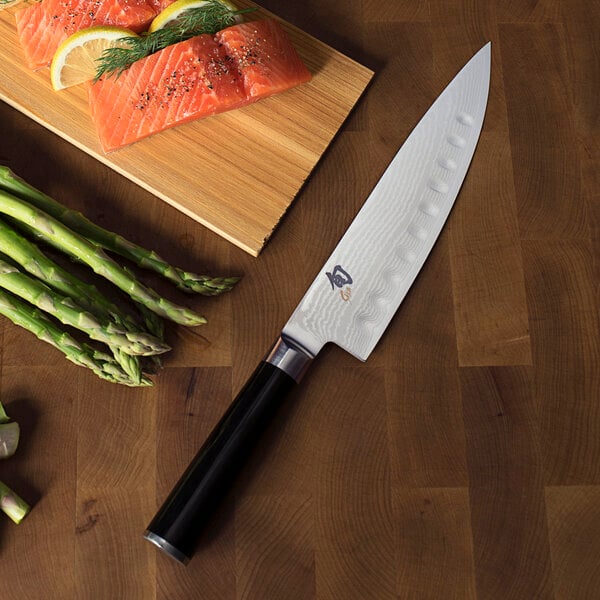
145, 42, 491, 564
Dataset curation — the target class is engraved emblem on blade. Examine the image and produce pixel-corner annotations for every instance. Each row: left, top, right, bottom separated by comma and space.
326, 265, 352, 302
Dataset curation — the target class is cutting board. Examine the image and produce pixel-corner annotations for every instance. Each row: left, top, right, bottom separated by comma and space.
0, 1, 373, 256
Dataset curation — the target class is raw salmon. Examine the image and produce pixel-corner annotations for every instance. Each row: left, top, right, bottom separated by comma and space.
88, 19, 312, 152
153, 0, 178, 9
89, 33, 247, 152
15, 0, 160, 69
216, 19, 311, 101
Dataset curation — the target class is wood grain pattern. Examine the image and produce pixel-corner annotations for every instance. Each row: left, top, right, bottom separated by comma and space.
545, 486, 600, 599
0, 0, 373, 257
460, 366, 553, 599
1, 0, 599, 598
394, 487, 477, 598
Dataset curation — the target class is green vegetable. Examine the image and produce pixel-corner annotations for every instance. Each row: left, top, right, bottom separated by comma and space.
0, 481, 29, 525
0, 167, 239, 296
0, 218, 159, 382
0, 289, 151, 385
0, 215, 138, 327
0, 166, 238, 385
0, 255, 169, 356
0, 188, 207, 326
0, 422, 19, 459
94, 0, 256, 80
0, 401, 31, 524
0, 401, 9, 424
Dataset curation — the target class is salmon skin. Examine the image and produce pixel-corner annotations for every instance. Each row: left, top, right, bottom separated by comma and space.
89, 19, 312, 153
15, 0, 162, 69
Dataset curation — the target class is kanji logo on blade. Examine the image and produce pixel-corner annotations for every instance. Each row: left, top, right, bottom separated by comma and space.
326, 265, 353, 302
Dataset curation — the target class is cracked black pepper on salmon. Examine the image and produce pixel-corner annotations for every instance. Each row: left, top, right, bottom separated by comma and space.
88, 19, 312, 152
15, 0, 176, 69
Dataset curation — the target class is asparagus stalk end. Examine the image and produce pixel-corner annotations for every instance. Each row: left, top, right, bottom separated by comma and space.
0, 480, 30, 524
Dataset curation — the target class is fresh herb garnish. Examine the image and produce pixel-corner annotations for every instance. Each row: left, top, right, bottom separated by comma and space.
94, 0, 256, 81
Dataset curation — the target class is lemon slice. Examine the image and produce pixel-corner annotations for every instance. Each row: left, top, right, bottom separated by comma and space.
50, 26, 139, 91
148, 0, 240, 33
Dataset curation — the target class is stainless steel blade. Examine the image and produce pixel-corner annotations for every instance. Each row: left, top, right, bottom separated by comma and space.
282, 42, 491, 360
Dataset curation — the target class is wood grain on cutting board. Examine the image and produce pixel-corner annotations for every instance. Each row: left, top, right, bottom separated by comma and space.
0, 0, 373, 256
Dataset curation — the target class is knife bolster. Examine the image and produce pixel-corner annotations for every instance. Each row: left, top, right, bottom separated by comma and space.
265, 336, 313, 383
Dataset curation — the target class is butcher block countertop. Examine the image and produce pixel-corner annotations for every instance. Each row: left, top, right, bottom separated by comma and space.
1, 0, 599, 598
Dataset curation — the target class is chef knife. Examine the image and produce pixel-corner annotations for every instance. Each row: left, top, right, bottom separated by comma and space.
145, 42, 491, 564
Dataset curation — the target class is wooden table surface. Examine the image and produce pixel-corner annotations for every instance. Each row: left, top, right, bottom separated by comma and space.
1, 1, 598, 598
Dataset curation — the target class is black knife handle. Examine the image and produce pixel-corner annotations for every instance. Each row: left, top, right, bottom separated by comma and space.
144, 337, 313, 564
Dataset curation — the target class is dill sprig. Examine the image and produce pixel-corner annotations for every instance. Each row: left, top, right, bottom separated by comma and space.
94, 0, 256, 81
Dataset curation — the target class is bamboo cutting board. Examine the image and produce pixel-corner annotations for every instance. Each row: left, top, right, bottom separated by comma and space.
0, 1, 373, 256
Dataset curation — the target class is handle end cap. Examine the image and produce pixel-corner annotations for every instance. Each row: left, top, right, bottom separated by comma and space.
144, 530, 190, 565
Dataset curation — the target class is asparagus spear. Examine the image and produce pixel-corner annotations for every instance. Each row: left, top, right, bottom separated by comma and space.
0, 216, 138, 328
0, 421, 19, 459
0, 401, 9, 423
0, 166, 239, 295
0, 480, 30, 524
0, 188, 207, 326
0, 256, 169, 356
0, 400, 30, 524
0, 218, 161, 382
0, 288, 151, 385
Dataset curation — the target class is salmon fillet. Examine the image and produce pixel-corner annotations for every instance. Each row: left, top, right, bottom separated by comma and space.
153, 0, 178, 9
89, 33, 247, 152
15, 0, 159, 69
89, 19, 312, 152
216, 19, 312, 101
